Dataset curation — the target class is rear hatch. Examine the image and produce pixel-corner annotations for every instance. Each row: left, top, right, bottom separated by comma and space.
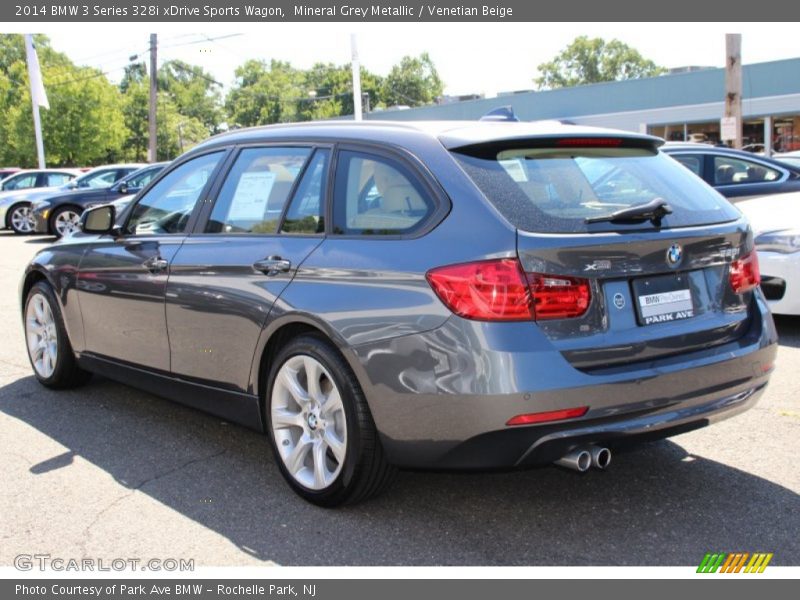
451, 134, 760, 372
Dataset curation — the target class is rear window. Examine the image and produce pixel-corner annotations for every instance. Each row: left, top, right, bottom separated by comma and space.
453, 144, 740, 233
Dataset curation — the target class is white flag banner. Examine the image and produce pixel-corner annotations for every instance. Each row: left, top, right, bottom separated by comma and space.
24, 34, 49, 110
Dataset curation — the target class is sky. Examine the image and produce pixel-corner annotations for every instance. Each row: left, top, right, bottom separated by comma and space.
6, 22, 800, 97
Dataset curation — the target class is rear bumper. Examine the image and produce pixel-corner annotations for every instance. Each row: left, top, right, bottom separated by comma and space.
351, 294, 777, 468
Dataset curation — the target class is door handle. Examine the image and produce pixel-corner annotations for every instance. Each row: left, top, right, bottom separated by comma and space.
143, 255, 169, 273
253, 256, 291, 276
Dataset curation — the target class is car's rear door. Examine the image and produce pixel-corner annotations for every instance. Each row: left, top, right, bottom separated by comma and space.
164, 144, 329, 392
77, 151, 227, 370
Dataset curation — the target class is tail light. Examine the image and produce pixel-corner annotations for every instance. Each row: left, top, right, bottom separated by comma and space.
527, 273, 591, 320
556, 137, 623, 147
729, 252, 761, 294
426, 259, 532, 321
426, 259, 591, 321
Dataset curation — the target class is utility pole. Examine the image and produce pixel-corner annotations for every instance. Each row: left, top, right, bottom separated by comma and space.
723, 34, 743, 149
148, 33, 157, 162
351, 34, 362, 121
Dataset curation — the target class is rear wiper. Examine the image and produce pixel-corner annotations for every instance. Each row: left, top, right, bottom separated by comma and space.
585, 198, 673, 226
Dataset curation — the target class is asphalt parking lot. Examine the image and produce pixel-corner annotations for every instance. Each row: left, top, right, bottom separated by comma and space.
1, 230, 798, 567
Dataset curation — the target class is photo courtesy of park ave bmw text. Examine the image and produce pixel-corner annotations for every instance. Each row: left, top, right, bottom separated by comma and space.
0, 0, 798, 595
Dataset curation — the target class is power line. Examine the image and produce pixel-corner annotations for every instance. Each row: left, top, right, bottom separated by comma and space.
159, 33, 243, 51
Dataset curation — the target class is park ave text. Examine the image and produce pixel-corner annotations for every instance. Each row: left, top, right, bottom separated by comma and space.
16, 584, 317, 597
14, 4, 514, 19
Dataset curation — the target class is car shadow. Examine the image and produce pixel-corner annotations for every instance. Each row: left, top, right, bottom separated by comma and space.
24, 236, 56, 244
1, 374, 798, 566
775, 315, 800, 348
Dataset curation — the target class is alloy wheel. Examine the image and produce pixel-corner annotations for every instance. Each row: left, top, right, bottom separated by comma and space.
10, 205, 35, 233
270, 354, 348, 490
54, 209, 81, 237
25, 293, 58, 378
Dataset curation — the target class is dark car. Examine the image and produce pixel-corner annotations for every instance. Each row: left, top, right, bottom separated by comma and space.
2, 164, 145, 235
662, 142, 800, 201
31, 163, 166, 238
0, 167, 21, 179
21, 121, 776, 506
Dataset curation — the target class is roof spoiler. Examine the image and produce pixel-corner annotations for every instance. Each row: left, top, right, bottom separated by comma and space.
479, 106, 519, 122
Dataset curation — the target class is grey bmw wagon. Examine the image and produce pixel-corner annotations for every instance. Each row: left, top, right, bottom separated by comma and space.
21, 120, 777, 506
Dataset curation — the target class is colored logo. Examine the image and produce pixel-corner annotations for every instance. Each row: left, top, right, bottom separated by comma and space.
666, 243, 683, 267
697, 552, 773, 573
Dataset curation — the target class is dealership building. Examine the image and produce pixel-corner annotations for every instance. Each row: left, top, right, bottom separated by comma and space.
369, 57, 800, 154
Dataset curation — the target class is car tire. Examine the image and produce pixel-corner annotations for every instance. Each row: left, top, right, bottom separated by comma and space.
50, 206, 82, 238
24, 281, 92, 389
265, 333, 396, 507
8, 202, 35, 235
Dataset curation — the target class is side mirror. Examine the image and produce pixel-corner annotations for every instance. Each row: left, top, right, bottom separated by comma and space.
117, 182, 128, 195
80, 205, 117, 235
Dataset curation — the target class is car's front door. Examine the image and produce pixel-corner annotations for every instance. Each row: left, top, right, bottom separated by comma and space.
77, 151, 226, 370
165, 145, 329, 392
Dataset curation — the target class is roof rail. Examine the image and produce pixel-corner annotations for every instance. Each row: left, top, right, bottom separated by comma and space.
479, 106, 519, 122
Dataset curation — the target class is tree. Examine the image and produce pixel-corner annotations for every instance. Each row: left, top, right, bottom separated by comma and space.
0, 34, 127, 167
158, 60, 224, 134
382, 52, 443, 107
226, 59, 305, 128
535, 36, 666, 89
155, 92, 207, 160
120, 61, 147, 93
299, 63, 384, 120
120, 75, 150, 161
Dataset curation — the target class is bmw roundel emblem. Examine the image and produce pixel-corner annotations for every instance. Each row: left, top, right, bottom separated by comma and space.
666, 243, 683, 267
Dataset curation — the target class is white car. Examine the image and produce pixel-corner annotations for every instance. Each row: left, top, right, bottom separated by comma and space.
774, 150, 800, 170
738, 192, 800, 315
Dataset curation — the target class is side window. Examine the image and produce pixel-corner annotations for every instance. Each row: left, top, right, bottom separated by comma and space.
82, 170, 119, 189
713, 156, 781, 185
333, 151, 435, 235
126, 151, 223, 235
126, 168, 159, 190
46, 173, 72, 186
206, 147, 311, 234
4, 173, 37, 190
672, 155, 702, 177
281, 149, 329, 234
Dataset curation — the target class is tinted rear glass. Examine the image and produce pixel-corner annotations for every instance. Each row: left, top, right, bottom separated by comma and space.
453, 145, 740, 233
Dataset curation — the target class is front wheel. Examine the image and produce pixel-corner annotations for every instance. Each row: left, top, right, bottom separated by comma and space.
266, 334, 396, 507
50, 206, 82, 238
9, 203, 35, 235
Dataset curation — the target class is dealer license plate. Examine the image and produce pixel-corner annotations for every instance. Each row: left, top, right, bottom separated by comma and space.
632, 274, 695, 326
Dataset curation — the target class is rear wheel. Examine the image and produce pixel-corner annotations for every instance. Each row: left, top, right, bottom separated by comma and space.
24, 281, 91, 388
266, 334, 396, 506
50, 206, 82, 238
9, 203, 35, 235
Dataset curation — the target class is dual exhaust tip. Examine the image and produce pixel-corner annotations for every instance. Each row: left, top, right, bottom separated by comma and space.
555, 445, 611, 472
